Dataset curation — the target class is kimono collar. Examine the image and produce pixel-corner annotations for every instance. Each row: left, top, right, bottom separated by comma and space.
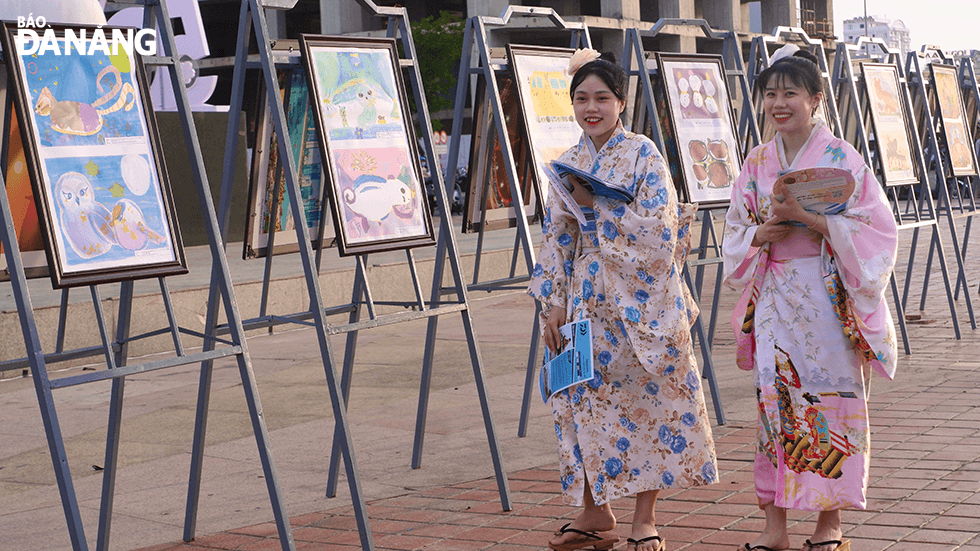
776, 118, 826, 170
582, 121, 627, 160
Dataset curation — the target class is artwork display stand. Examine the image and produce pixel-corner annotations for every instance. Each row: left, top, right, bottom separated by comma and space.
200, 2, 512, 549
953, 57, 979, 297
747, 27, 844, 139
622, 19, 763, 425
905, 52, 978, 330
438, 7, 590, 439
831, 37, 963, 351
0, 0, 295, 549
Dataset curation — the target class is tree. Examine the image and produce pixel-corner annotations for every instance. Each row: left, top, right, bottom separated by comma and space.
409, 11, 465, 131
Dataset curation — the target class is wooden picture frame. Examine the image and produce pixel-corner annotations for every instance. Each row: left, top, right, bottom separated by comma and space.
243, 47, 334, 259
462, 71, 537, 233
656, 53, 742, 206
860, 63, 919, 186
1, 23, 186, 288
506, 45, 582, 209
930, 63, 978, 177
299, 35, 434, 256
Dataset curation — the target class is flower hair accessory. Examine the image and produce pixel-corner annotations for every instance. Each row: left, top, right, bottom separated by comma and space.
567, 48, 601, 76
770, 43, 800, 64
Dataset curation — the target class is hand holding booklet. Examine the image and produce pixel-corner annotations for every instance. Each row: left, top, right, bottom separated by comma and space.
773, 167, 856, 226
540, 319, 593, 403
544, 161, 634, 226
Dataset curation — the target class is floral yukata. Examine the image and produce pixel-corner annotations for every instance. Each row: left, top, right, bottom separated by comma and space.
528, 124, 717, 506
723, 121, 898, 511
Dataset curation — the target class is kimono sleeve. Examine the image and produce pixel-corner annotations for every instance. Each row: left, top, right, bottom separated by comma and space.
722, 147, 765, 290
824, 161, 899, 378
527, 184, 580, 310
591, 142, 698, 373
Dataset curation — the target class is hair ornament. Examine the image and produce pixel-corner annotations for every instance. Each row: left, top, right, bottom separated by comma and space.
770, 43, 800, 64
567, 48, 602, 76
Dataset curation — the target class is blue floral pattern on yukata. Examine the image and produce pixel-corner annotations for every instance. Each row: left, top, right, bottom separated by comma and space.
528, 123, 718, 506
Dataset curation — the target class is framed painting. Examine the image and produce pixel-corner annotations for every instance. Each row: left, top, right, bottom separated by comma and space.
244, 47, 334, 259
1, 23, 186, 288
299, 35, 434, 256
1, 66, 49, 281
656, 53, 743, 206
506, 45, 583, 208
462, 72, 537, 233
860, 63, 919, 186
930, 63, 978, 177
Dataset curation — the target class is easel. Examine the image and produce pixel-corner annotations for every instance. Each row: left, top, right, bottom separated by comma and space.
199, 2, 513, 550
0, 1, 294, 549
831, 37, 963, 351
435, 6, 590, 440
960, 57, 980, 295
747, 27, 844, 140
622, 19, 763, 425
905, 50, 978, 330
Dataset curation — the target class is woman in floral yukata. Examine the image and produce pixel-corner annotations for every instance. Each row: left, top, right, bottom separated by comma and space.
722, 45, 898, 551
528, 49, 717, 551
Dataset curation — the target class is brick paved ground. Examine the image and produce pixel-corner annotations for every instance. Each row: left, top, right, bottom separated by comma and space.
133, 219, 980, 551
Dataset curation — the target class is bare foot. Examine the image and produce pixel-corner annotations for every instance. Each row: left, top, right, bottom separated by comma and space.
743, 533, 791, 551
804, 509, 844, 551
629, 522, 663, 551
803, 533, 844, 551
549, 508, 617, 548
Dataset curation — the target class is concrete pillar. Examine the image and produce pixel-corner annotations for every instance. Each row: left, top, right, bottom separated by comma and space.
760, 0, 797, 34
320, 0, 371, 34
657, 0, 696, 53
698, 0, 739, 34
468, 0, 510, 18
601, 0, 640, 20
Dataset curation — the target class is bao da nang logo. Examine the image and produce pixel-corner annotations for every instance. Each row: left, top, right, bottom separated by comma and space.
14, 16, 157, 56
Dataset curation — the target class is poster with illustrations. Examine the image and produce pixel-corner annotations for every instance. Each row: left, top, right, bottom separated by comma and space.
463, 73, 537, 233
300, 36, 433, 256
930, 63, 978, 177
657, 53, 742, 205
1, 68, 50, 281
861, 63, 918, 185
244, 61, 335, 259
507, 45, 582, 208
1, 23, 185, 288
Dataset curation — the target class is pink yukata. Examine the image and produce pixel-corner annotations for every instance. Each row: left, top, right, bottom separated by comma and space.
723, 121, 898, 511
528, 123, 717, 507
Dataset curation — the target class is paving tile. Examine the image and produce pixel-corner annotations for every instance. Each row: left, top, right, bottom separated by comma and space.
900, 528, 979, 545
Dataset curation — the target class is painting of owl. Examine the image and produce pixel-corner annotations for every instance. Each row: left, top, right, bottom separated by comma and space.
56, 171, 115, 259
55, 171, 167, 260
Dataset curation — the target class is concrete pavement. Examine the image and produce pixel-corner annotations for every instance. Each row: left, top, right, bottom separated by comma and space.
0, 216, 978, 550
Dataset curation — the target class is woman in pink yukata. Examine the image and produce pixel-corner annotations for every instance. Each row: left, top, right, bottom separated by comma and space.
528, 50, 717, 551
722, 45, 899, 551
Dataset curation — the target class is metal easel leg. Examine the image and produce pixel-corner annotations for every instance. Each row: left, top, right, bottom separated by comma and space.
326, 256, 367, 498
518, 301, 542, 437
96, 281, 134, 551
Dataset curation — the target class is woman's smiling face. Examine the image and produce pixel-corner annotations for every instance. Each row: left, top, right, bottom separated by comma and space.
572, 74, 626, 150
763, 74, 822, 139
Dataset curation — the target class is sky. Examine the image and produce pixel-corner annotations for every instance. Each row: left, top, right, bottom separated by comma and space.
833, 0, 978, 52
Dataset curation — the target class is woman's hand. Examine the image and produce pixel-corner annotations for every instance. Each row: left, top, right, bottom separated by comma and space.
544, 306, 567, 354
770, 185, 812, 226
751, 216, 795, 246
567, 176, 594, 209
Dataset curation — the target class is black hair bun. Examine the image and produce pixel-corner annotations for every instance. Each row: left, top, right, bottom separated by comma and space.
793, 49, 820, 66
599, 52, 617, 64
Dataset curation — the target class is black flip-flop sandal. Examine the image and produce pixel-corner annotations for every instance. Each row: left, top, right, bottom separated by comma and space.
548, 522, 620, 551
627, 534, 666, 551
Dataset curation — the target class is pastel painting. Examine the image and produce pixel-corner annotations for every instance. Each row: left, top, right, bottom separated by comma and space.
19, 42, 146, 148
310, 46, 404, 140
43, 154, 175, 273
331, 145, 427, 244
